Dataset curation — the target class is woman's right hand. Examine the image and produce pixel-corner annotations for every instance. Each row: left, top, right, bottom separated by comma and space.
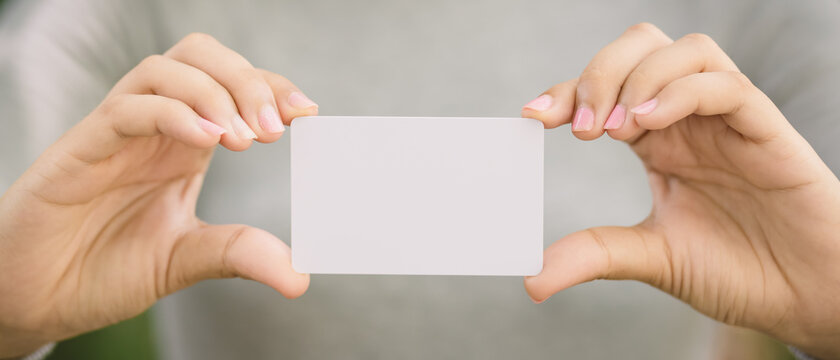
0, 33, 318, 357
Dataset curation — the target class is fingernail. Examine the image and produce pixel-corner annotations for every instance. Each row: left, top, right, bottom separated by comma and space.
288, 91, 318, 110
198, 117, 226, 136
572, 107, 594, 131
604, 104, 626, 130
530, 296, 546, 304
232, 114, 257, 139
630, 98, 658, 115
258, 104, 285, 133
522, 94, 553, 112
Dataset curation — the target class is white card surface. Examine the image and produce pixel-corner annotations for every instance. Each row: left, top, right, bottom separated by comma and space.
290, 116, 543, 275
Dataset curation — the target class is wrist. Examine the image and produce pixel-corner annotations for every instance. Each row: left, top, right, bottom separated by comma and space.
0, 343, 55, 360
786, 338, 840, 360
0, 326, 52, 359
774, 319, 840, 360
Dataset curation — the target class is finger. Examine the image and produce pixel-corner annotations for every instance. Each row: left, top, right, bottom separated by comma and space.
259, 70, 319, 126
67, 94, 224, 163
571, 23, 673, 140
521, 78, 578, 129
523, 225, 670, 304
631, 71, 787, 141
165, 224, 310, 299
112, 55, 256, 151
609, 32, 740, 141
164, 33, 286, 143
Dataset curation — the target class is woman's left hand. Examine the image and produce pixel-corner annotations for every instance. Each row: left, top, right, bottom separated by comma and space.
521, 23, 840, 359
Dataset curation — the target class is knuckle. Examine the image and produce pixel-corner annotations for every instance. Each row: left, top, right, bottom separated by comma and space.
729, 71, 754, 92
138, 54, 165, 69
134, 55, 167, 79
144, 96, 189, 123
196, 75, 229, 101
209, 92, 235, 112
96, 94, 134, 138
97, 94, 130, 118
682, 32, 717, 49
220, 226, 254, 278
626, 66, 654, 87
728, 71, 755, 113
161, 97, 190, 117
256, 68, 276, 80
581, 66, 609, 83
626, 22, 661, 35
262, 70, 294, 90
234, 68, 273, 95
181, 32, 217, 47
270, 71, 290, 85
130, 55, 166, 80
625, 23, 671, 45
546, 78, 578, 98
584, 228, 613, 279
578, 67, 612, 97
168, 32, 218, 56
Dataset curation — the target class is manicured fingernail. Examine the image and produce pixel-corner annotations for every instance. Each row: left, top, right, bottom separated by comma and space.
630, 98, 658, 115
572, 107, 594, 131
198, 117, 226, 136
288, 91, 318, 110
522, 94, 553, 111
258, 105, 285, 133
232, 114, 257, 139
604, 104, 626, 130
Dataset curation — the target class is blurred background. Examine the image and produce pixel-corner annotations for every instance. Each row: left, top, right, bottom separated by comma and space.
3, 0, 838, 358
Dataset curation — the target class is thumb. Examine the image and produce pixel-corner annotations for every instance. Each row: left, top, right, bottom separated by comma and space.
524, 225, 669, 303
165, 224, 310, 299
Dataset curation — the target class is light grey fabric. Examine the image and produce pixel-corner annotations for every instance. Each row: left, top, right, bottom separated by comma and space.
1, 0, 839, 359
17, 343, 54, 360
790, 346, 821, 360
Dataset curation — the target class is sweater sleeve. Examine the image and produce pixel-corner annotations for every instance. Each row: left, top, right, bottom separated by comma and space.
17, 343, 54, 360
789, 346, 820, 360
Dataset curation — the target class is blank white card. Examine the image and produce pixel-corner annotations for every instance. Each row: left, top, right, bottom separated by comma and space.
290, 116, 543, 275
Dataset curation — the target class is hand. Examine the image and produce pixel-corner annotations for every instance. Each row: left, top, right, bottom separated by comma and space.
521, 23, 840, 359
0, 33, 318, 357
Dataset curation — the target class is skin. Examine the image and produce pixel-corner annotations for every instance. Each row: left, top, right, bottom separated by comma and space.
521, 23, 840, 359
0, 24, 838, 359
0, 33, 316, 357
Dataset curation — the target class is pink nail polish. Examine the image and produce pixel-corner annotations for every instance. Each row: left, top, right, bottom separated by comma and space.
572, 107, 594, 131
258, 104, 285, 133
630, 99, 658, 115
198, 117, 226, 136
288, 91, 318, 110
604, 104, 626, 130
522, 94, 553, 112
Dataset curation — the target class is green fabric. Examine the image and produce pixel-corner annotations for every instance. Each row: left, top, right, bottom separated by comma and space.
48, 311, 157, 360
